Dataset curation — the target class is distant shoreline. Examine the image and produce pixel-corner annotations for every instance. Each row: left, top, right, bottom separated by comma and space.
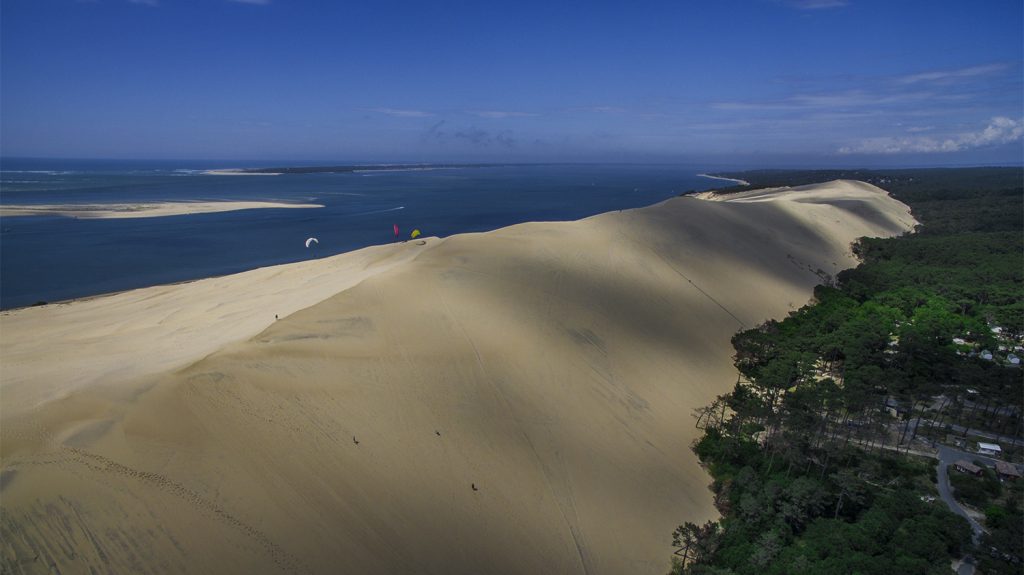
205, 163, 524, 175
697, 173, 751, 186
0, 201, 323, 219
203, 170, 282, 176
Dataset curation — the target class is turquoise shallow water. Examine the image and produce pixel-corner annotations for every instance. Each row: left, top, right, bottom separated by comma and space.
0, 160, 730, 309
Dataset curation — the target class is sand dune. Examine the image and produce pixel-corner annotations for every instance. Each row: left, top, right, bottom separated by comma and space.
0, 181, 916, 575
0, 240, 436, 413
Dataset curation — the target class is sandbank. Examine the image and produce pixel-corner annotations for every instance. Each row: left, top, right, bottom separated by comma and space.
697, 173, 750, 186
203, 169, 283, 176
0, 201, 322, 219
0, 180, 916, 575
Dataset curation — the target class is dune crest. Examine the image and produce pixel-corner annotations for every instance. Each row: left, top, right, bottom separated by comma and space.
0, 180, 915, 575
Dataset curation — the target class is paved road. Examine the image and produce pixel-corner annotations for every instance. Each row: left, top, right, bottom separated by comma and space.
853, 432, 1023, 574
918, 418, 1024, 446
934, 445, 989, 575
935, 445, 987, 544
846, 435, 1022, 575
851, 439, 983, 573
957, 556, 976, 575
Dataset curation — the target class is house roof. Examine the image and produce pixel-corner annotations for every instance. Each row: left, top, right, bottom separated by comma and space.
995, 461, 1022, 477
954, 460, 982, 474
978, 442, 1002, 451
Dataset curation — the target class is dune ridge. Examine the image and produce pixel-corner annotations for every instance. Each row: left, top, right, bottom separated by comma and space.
0, 180, 916, 575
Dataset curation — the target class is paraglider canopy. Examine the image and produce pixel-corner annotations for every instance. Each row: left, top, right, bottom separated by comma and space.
410, 229, 421, 239
305, 237, 319, 248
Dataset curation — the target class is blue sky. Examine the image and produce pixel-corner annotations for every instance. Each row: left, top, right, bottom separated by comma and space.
2, 0, 1022, 165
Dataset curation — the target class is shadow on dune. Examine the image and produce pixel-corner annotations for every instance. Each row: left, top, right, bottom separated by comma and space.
0, 182, 916, 575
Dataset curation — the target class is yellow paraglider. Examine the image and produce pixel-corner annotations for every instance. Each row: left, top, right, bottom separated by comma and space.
410, 229, 421, 239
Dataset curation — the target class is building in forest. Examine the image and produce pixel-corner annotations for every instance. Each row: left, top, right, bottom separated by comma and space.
953, 460, 983, 476
977, 442, 1002, 456
995, 461, 1021, 480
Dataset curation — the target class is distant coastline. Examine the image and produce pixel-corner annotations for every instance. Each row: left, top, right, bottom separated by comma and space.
697, 173, 751, 186
0, 163, 725, 310
206, 163, 517, 175
204, 170, 282, 176
0, 201, 323, 219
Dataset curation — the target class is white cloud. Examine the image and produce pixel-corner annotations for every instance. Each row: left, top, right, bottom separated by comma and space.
786, 0, 847, 9
570, 106, 627, 114
958, 116, 1024, 147
713, 90, 938, 111
896, 63, 1008, 85
467, 111, 539, 119
367, 108, 434, 118
839, 117, 1024, 154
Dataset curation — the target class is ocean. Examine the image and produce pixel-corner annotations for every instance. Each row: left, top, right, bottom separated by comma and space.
0, 159, 728, 310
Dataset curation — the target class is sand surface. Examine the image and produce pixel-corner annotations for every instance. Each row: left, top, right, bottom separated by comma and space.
0, 201, 320, 219
696, 173, 750, 186
0, 180, 915, 574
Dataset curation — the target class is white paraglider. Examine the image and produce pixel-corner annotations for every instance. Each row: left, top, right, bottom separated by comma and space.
305, 237, 319, 248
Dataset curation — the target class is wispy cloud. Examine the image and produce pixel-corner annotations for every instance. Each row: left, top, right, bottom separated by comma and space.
570, 106, 627, 114
839, 117, 1024, 154
712, 90, 941, 111
422, 120, 447, 142
785, 0, 848, 9
714, 67, 1015, 118
467, 111, 539, 119
367, 108, 434, 118
455, 127, 516, 148
421, 121, 516, 148
896, 63, 1008, 85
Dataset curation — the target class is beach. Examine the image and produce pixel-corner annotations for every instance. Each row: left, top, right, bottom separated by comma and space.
203, 170, 283, 176
0, 181, 916, 575
696, 173, 750, 186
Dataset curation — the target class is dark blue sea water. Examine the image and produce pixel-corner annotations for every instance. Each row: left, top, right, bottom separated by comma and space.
0, 159, 729, 309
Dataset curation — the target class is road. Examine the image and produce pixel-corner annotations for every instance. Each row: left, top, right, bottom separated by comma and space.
935, 444, 988, 544
933, 444, 1005, 575
916, 418, 1024, 446
853, 436, 1012, 575
846, 438, 994, 544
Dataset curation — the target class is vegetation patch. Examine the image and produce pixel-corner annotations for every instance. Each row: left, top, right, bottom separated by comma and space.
674, 168, 1023, 575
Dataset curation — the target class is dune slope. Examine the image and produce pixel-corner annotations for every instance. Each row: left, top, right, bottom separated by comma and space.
0, 181, 915, 575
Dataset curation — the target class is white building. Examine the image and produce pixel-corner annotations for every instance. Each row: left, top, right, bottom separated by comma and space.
978, 442, 1002, 456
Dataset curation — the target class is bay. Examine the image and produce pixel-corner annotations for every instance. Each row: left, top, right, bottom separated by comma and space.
0, 160, 732, 309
